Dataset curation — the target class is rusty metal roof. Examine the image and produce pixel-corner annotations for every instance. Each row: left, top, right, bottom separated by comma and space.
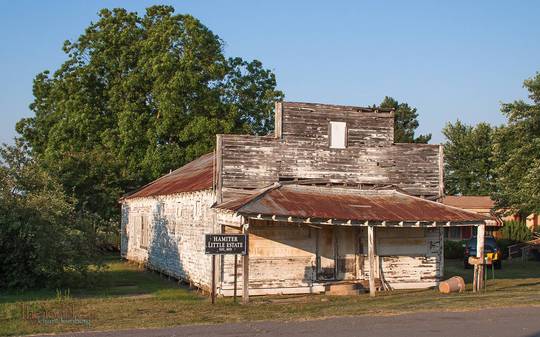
124, 153, 214, 199
216, 184, 492, 223
441, 196, 495, 210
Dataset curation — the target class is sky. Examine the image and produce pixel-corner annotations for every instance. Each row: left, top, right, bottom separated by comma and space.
0, 0, 539, 145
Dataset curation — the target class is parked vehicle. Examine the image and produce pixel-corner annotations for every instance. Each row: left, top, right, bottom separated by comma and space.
463, 236, 502, 269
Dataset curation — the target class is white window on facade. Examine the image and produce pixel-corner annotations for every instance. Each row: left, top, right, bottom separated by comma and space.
329, 121, 347, 149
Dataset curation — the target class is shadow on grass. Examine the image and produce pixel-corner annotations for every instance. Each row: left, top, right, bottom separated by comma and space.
4, 258, 539, 306
491, 280, 540, 292
0, 255, 202, 304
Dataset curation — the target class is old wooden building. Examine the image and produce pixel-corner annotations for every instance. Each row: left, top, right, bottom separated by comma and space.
120, 101, 491, 297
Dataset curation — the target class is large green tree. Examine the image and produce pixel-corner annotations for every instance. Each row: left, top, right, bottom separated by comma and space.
492, 72, 540, 214
442, 121, 495, 195
379, 96, 431, 143
16, 6, 283, 226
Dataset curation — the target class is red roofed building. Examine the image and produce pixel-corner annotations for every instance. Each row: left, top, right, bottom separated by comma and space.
441, 196, 499, 240
442, 196, 538, 240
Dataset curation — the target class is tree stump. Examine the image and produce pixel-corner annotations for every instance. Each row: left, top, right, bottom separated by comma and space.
439, 276, 465, 294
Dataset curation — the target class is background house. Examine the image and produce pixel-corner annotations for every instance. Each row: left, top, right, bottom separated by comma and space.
442, 196, 501, 240
442, 196, 538, 240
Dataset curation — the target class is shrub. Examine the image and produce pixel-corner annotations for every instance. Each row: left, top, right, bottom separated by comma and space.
0, 142, 102, 289
444, 239, 466, 259
500, 220, 532, 242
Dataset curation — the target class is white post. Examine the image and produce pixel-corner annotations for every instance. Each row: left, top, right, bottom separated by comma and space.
368, 225, 376, 297
475, 222, 486, 292
242, 223, 250, 304
440, 228, 445, 280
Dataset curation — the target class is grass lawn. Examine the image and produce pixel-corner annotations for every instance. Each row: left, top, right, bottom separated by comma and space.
1, 257, 540, 336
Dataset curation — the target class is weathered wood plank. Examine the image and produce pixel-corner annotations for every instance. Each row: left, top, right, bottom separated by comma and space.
368, 225, 376, 297
219, 134, 442, 201
242, 223, 250, 303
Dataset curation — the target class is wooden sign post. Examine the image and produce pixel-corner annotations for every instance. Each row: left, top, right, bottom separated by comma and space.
233, 254, 238, 302
205, 234, 248, 304
242, 225, 250, 304
211, 255, 216, 304
368, 225, 376, 297
473, 223, 486, 292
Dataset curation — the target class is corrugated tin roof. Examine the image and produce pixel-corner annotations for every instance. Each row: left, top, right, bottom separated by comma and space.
124, 153, 214, 200
441, 196, 495, 210
216, 184, 492, 223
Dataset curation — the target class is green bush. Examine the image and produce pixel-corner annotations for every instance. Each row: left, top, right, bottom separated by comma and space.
500, 220, 532, 242
0, 143, 102, 289
444, 239, 466, 259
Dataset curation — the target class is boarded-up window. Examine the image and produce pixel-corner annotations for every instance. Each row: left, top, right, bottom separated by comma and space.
329, 121, 347, 149
140, 215, 149, 249
194, 200, 201, 218
167, 219, 175, 235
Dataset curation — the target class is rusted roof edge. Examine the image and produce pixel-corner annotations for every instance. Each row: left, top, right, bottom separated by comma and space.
391, 190, 495, 221
121, 187, 213, 202
237, 214, 486, 227
213, 183, 281, 211
215, 185, 494, 224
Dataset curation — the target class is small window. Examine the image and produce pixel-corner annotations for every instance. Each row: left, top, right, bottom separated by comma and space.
329, 121, 347, 149
140, 215, 149, 249
167, 218, 176, 235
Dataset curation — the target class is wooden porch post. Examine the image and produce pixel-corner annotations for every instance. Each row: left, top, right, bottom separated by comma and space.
242, 223, 250, 304
474, 222, 486, 292
368, 225, 376, 297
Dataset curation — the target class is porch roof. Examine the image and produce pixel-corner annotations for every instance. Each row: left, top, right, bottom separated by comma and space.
215, 184, 493, 226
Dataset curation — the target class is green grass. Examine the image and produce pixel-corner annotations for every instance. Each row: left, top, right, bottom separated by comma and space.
445, 258, 540, 282
0, 256, 197, 304
1, 257, 540, 336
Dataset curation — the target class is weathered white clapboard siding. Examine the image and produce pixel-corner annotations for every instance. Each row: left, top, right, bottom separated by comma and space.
121, 199, 152, 263
121, 190, 216, 290
361, 227, 444, 289
220, 222, 321, 295
218, 136, 442, 202
379, 256, 440, 289
219, 222, 443, 295
217, 102, 442, 203
281, 102, 394, 146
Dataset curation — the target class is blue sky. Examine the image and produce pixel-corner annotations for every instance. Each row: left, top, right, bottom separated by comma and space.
1, 0, 539, 144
